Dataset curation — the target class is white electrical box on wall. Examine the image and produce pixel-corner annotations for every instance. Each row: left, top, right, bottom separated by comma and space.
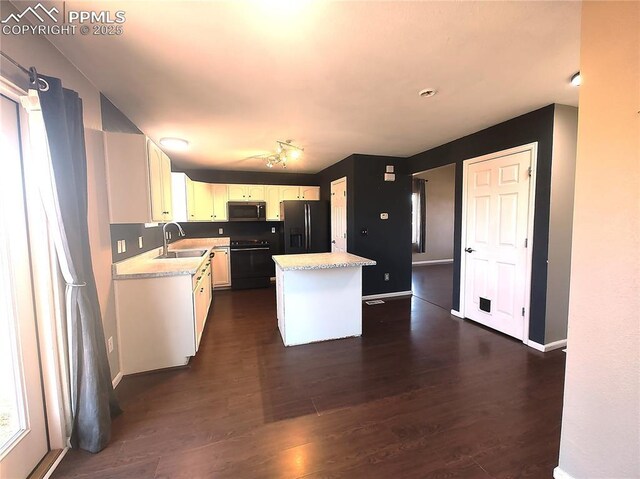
380, 213, 389, 220
384, 173, 395, 182
386, 165, 394, 173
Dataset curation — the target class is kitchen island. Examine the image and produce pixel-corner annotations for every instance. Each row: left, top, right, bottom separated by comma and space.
272, 252, 376, 346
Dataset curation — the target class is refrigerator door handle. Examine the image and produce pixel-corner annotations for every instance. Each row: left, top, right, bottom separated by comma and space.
308, 204, 312, 252
304, 203, 309, 251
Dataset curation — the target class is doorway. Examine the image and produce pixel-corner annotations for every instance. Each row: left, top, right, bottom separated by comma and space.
330, 177, 347, 252
0, 94, 49, 477
460, 143, 537, 341
411, 164, 456, 310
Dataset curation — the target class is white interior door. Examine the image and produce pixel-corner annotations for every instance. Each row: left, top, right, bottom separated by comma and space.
330, 178, 347, 252
463, 148, 533, 340
0, 95, 48, 478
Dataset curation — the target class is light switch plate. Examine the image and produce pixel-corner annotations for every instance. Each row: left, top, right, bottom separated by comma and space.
380, 213, 389, 220
271, 227, 276, 233
107, 336, 114, 353
138, 236, 143, 248
121, 240, 126, 253
384, 173, 396, 182
218, 228, 224, 235
386, 165, 394, 173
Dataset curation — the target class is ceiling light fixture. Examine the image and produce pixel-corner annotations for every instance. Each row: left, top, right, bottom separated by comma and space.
250, 140, 303, 169
418, 88, 437, 98
570, 72, 582, 87
160, 137, 189, 151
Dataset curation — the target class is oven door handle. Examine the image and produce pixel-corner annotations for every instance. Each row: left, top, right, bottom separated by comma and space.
230, 247, 270, 252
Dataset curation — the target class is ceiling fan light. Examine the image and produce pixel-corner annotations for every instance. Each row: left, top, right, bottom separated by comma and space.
288, 149, 301, 160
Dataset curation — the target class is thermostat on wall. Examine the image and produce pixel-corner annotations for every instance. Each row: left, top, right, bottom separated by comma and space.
380, 213, 389, 220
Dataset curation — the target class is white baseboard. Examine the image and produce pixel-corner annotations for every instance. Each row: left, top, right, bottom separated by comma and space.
362, 290, 413, 301
450, 309, 464, 318
553, 467, 575, 479
412, 259, 454, 265
42, 447, 69, 479
527, 339, 567, 352
112, 371, 123, 389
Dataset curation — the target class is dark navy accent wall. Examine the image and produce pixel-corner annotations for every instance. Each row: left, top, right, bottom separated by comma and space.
317, 154, 412, 296
408, 104, 555, 344
110, 223, 164, 261
353, 155, 412, 296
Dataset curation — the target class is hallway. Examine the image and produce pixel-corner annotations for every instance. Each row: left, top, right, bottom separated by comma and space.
412, 263, 454, 311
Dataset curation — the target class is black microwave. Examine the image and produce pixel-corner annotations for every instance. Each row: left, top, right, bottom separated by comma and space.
228, 201, 266, 222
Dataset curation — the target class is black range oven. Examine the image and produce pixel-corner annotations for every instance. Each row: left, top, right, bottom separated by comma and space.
230, 239, 272, 289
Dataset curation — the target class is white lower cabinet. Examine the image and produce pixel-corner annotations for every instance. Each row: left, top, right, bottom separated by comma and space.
212, 247, 231, 287
115, 256, 212, 374
193, 260, 212, 350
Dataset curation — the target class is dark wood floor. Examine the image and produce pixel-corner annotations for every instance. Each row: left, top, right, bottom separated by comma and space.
412, 263, 454, 311
52, 282, 565, 479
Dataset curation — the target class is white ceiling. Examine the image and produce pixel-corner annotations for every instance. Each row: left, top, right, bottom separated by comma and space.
38, 1, 580, 173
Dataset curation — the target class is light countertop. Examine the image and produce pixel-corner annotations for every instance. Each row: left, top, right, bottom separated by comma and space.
272, 252, 376, 271
112, 237, 229, 280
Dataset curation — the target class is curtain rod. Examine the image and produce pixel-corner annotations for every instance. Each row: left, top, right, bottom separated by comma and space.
0, 51, 44, 89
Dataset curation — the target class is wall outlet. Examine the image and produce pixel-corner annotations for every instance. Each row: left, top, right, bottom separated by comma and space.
271, 227, 276, 233
107, 336, 114, 353
218, 228, 224, 235
138, 236, 143, 248
384, 272, 390, 281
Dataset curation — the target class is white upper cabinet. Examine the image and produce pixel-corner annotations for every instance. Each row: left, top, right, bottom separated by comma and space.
227, 184, 246, 201
193, 181, 213, 221
171, 172, 193, 222
104, 132, 173, 223
300, 186, 320, 200
147, 139, 173, 222
211, 184, 228, 221
265, 185, 282, 220
228, 184, 265, 201
246, 185, 265, 201
280, 186, 301, 200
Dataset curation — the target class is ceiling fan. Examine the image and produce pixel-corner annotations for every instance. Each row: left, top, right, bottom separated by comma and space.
245, 140, 304, 169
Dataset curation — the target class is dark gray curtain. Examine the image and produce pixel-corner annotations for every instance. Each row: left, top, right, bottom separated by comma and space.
413, 178, 426, 253
36, 73, 120, 453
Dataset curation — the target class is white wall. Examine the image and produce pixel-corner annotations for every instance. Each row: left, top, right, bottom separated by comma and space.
412, 164, 455, 263
0, 2, 120, 380
545, 105, 578, 343
556, 2, 639, 478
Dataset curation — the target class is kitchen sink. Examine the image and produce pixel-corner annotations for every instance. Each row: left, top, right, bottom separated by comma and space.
155, 249, 207, 259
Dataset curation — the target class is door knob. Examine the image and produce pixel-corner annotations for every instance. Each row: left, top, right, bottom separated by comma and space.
465, 247, 475, 253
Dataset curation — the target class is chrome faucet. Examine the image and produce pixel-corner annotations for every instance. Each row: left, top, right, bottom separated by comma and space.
162, 222, 185, 257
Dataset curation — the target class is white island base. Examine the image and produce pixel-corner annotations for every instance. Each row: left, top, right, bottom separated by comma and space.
273, 253, 376, 347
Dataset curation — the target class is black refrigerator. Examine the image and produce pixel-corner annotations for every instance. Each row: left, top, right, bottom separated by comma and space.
281, 200, 330, 254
